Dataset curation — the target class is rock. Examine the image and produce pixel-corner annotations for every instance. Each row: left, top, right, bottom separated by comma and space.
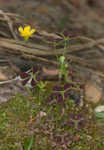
94, 105, 104, 113
86, 135, 92, 141
79, 96, 84, 107
84, 82, 102, 104
0, 80, 28, 103
0, 71, 8, 80
0, 66, 18, 81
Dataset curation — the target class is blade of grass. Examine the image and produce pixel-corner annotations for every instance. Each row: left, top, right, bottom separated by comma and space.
23, 136, 34, 150
27, 136, 34, 150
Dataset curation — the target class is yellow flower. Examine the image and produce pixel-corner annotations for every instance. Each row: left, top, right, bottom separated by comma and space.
18, 25, 36, 41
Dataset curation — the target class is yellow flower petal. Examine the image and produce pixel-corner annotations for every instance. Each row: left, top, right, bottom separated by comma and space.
30, 29, 36, 35
18, 26, 23, 33
18, 25, 36, 41
24, 26, 31, 32
20, 33, 26, 37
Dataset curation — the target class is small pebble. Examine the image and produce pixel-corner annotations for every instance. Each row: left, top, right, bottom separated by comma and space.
86, 135, 92, 141
84, 82, 102, 104
79, 97, 84, 107
94, 105, 104, 113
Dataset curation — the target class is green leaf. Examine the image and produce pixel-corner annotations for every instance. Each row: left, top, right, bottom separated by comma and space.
69, 99, 75, 105
95, 112, 104, 119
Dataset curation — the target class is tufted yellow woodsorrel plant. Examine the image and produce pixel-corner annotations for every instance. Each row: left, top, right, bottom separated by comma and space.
18, 25, 36, 41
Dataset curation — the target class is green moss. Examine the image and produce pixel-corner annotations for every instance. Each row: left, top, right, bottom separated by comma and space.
0, 88, 103, 150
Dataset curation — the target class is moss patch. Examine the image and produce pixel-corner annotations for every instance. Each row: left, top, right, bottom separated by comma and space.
0, 90, 104, 150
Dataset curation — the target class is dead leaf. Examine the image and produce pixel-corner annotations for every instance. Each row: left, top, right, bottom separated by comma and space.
74, 134, 81, 141
0, 71, 8, 80
42, 66, 59, 76
18, 143, 24, 150
28, 115, 36, 124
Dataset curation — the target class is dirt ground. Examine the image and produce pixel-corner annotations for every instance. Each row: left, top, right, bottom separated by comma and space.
1, 0, 104, 37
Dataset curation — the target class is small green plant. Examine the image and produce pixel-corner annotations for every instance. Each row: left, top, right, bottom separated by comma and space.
48, 30, 75, 82
17, 26, 92, 150
0, 112, 8, 129
23, 136, 34, 150
58, 55, 68, 80
68, 99, 75, 105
